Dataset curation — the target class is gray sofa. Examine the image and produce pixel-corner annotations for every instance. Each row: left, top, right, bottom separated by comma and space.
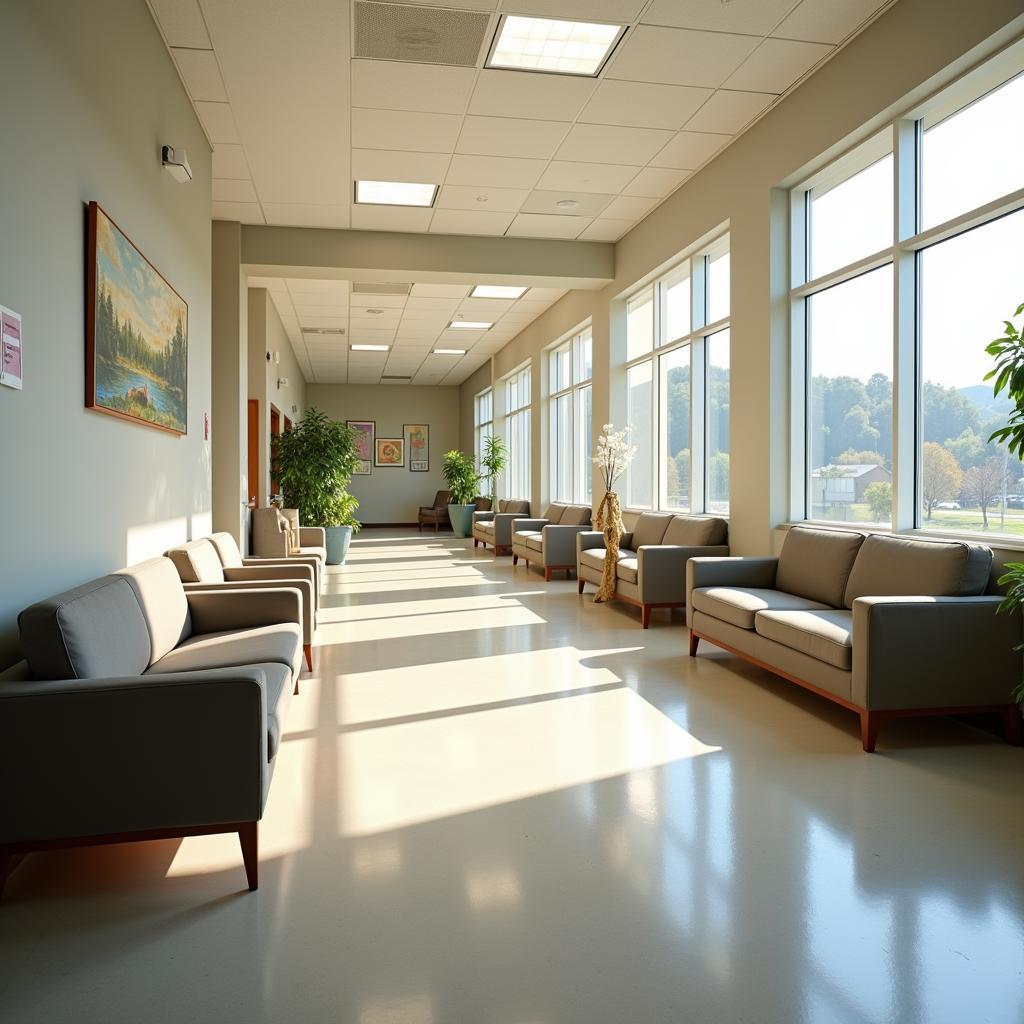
687, 525, 1022, 751
578, 512, 730, 627
210, 529, 324, 595
511, 503, 593, 580
472, 499, 530, 555
0, 555, 304, 898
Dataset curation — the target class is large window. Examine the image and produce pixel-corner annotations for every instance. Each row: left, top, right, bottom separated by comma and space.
792, 57, 1024, 538
549, 327, 593, 504
474, 388, 492, 469
503, 365, 531, 501
624, 234, 731, 515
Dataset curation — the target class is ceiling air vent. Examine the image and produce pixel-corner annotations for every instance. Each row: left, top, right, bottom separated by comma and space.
381, 374, 412, 382
353, 2, 490, 67
352, 282, 411, 296
302, 327, 346, 335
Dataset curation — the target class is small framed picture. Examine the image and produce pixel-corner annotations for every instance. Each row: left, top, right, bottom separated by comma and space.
405, 423, 429, 472
375, 437, 405, 467
353, 459, 372, 476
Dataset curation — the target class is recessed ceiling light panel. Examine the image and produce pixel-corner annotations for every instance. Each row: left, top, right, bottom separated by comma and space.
355, 180, 438, 207
433, 348, 467, 355
486, 15, 624, 77
471, 285, 528, 299
350, 343, 390, 351
449, 320, 493, 330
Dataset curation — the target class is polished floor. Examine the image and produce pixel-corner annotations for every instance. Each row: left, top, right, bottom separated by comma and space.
1, 530, 1023, 1023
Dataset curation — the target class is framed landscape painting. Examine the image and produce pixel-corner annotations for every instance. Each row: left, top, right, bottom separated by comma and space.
86, 202, 187, 435
347, 419, 374, 475
405, 423, 429, 471
375, 437, 405, 467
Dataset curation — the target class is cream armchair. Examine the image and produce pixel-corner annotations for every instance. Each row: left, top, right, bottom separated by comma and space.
472, 499, 530, 555
511, 504, 592, 580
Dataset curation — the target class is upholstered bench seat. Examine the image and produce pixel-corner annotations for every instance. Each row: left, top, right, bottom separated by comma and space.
146, 622, 302, 678
690, 587, 830, 631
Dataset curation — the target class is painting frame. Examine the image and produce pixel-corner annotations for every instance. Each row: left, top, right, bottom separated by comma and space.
375, 437, 405, 467
86, 201, 188, 436
404, 423, 429, 472
347, 419, 375, 476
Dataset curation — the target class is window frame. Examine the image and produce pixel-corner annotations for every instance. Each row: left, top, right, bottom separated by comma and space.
502, 364, 532, 502
474, 387, 493, 471
547, 325, 593, 505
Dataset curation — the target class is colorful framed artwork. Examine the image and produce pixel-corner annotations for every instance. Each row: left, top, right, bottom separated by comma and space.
86, 202, 188, 435
375, 437, 405, 467
347, 419, 375, 475
405, 423, 429, 472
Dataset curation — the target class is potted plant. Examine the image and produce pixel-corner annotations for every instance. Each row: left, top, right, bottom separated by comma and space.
273, 407, 361, 565
480, 434, 509, 503
442, 449, 483, 538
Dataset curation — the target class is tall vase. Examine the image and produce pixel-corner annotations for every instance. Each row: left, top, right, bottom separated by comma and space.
594, 490, 623, 603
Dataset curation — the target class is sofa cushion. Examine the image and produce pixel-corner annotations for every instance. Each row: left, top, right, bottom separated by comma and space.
754, 609, 854, 670
167, 540, 227, 584
776, 526, 865, 608
663, 515, 728, 547
514, 530, 543, 550
526, 533, 544, 552
475, 520, 495, 535
580, 547, 633, 572
542, 505, 566, 524
299, 545, 327, 565
690, 587, 832, 631
843, 534, 993, 608
632, 513, 673, 547
617, 558, 639, 585
561, 505, 592, 527
146, 622, 302, 677
115, 558, 192, 665
500, 499, 530, 514
208, 531, 245, 569
18, 576, 151, 680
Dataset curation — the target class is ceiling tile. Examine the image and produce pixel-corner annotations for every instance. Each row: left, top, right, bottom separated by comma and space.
724, 38, 833, 93
684, 89, 774, 133
288, 278, 349, 296
170, 48, 227, 102
774, 0, 888, 44
352, 149, 451, 184
457, 116, 570, 160
406, 296, 461, 310
213, 178, 257, 203
506, 214, 586, 240
294, 304, 349, 317
350, 206, 435, 232
262, 203, 351, 228
429, 209, 516, 236
579, 80, 713, 130
194, 101, 239, 143
437, 184, 529, 213
520, 190, 613, 217
149, 0, 210, 48
349, 293, 405, 308
351, 108, 463, 153
607, 26, 759, 87
555, 123, 674, 166
623, 166, 692, 198
409, 284, 469, 298
599, 195, 657, 220
642, 0, 799, 35
577, 218, 634, 242
212, 144, 249, 179
469, 70, 596, 122
502, 0, 644, 17
536, 161, 638, 193
212, 201, 264, 223
650, 131, 732, 169
446, 155, 547, 189
350, 59, 477, 113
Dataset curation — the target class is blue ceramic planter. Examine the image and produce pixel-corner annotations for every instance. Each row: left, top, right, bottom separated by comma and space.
447, 504, 476, 538
325, 525, 353, 564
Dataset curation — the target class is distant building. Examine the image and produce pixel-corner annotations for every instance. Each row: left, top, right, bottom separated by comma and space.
811, 464, 891, 506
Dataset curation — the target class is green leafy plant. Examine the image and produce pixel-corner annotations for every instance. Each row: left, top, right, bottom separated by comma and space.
480, 435, 508, 501
442, 450, 483, 505
273, 407, 361, 531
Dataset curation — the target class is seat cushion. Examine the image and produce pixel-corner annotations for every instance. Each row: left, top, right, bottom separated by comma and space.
115, 558, 192, 664
632, 513, 673, 547
617, 558, 639, 585
167, 539, 227, 584
843, 534, 993, 607
561, 505, 592, 527
525, 533, 544, 552
776, 526, 865, 608
580, 547, 634, 572
475, 520, 495, 535
754, 609, 854, 670
663, 515, 728, 547
299, 545, 327, 564
146, 622, 302, 677
691, 587, 832, 631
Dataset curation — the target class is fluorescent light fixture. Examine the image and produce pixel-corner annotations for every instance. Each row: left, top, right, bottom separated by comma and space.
449, 320, 493, 330
350, 343, 390, 352
433, 348, 467, 355
486, 15, 624, 77
471, 285, 528, 299
355, 180, 438, 207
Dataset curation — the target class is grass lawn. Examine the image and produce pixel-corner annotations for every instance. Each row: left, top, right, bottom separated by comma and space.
813, 503, 1024, 538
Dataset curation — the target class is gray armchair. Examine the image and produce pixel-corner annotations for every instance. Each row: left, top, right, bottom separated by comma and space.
210, 529, 323, 595
511, 504, 593, 580
251, 507, 327, 567
472, 499, 530, 555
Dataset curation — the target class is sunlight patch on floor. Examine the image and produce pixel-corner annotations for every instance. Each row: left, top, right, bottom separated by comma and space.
318, 603, 544, 643
324, 574, 496, 595
320, 591, 536, 625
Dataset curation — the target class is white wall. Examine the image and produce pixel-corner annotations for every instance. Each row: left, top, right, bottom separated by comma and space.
305, 384, 460, 524
0, 0, 212, 666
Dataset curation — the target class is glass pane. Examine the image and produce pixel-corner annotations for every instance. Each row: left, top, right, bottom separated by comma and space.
807, 265, 893, 525
627, 288, 654, 361
707, 250, 730, 323
627, 361, 653, 508
922, 72, 1024, 229
663, 266, 691, 343
551, 344, 570, 393
920, 208, 1024, 534
574, 331, 592, 384
707, 328, 730, 515
661, 347, 690, 511
810, 154, 893, 279
552, 394, 572, 501
575, 384, 592, 504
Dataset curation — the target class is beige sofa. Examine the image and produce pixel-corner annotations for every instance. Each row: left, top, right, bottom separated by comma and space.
0, 556, 304, 898
472, 499, 530, 555
252, 507, 327, 567
687, 525, 1022, 751
511, 504, 593, 580
219, 524, 323, 594
578, 512, 729, 627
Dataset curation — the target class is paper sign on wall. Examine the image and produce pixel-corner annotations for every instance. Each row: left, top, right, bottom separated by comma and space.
0, 305, 23, 390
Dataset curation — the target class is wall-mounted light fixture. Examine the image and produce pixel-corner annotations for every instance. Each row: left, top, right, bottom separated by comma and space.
161, 145, 193, 183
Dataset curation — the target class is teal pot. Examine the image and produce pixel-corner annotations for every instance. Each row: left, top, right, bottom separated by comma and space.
325, 525, 353, 565
448, 503, 476, 538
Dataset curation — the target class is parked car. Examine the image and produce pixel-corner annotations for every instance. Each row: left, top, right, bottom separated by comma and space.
1006, 495, 1024, 510
935, 501, 961, 510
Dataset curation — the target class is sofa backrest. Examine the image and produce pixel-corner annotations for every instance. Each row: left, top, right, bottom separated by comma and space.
843, 534, 992, 607
251, 507, 285, 555
475, 497, 492, 512
166, 539, 227, 584
431, 490, 450, 509
500, 499, 530, 514
544, 504, 566, 523
662, 515, 728, 546
560, 505, 592, 526
115, 557, 192, 664
776, 526, 865, 608
632, 512, 673, 547
209, 531, 244, 569
280, 507, 301, 531
18, 576, 152, 680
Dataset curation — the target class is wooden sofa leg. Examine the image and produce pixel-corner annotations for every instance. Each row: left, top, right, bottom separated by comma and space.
303, 644, 313, 672
641, 605, 651, 629
1002, 704, 1022, 745
688, 632, 699, 656
578, 579, 585, 595
512, 554, 518, 565
238, 822, 259, 891
860, 711, 880, 753
544, 567, 553, 582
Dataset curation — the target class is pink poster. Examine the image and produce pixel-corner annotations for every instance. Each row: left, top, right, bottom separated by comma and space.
1, 306, 22, 390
